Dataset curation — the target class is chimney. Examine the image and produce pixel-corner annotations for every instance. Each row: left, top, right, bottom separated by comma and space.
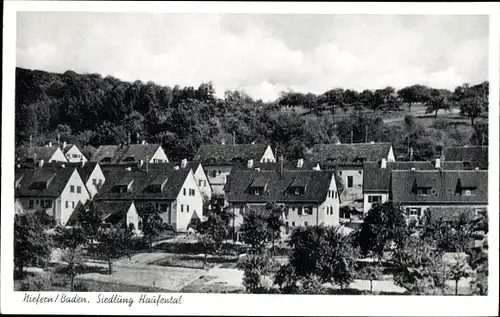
39, 159, 44, 167
142, 140, 146, 145
434, 158, 441, 169
475, 167, 479, 170
174, 166, 180, 170
63, 141, 67, 149
221, 139, 225, 145
61, 164, 66, 168
49, 142, 52, 148
181, 159, 188, 169
255, 167, 260, 171
336, 140, 341, 145
138, 160, 144, 168
251, 141, 255, 145
313, 163, 321, 171
16, 164, 20, 168
247, 159, 254, 169
370, 141, 375, 144
125, 167, 132, 171
381, 158, 387, 169
411, 167, 416, 171
297, 158, 304, 168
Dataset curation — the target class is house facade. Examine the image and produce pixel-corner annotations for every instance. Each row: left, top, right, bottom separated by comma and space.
224, 169, 340, 240
94, 167, 203, 232
16, 145, 68, 164
90, 142, 169, 164
193, 143, 276, 195
77, 162, 106, 198
390, 169, 488, 222
306, 142, 395, 203
15, 163, 90, 225
61, 142, 88, 163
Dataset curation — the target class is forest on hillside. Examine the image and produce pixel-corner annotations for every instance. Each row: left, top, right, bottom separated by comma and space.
15, 67, 489, 162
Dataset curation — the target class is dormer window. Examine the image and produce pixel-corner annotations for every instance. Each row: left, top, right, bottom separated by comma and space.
354, 157, 366, 163
295, 188, 300, 195
100, 157, 112, 163
123, 156, 135, 162
455, 178, 477, 196
250, 177, 268, 196
112, 179, 134, 193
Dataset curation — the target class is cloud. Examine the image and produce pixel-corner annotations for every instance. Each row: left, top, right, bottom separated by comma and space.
16, 13, 489, 101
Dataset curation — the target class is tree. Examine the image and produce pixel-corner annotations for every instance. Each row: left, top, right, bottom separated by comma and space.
393, 236, 447, 295
242, 253, 277, 294
265, 202, 284, 255
425, 89, 450, 118
469, 250, 488, 295
240, 208, 269, 254
53, 226, 87, 289
397, 85, 431, 112
76, 200, 103, 256
95, 227, 133, 274
470, 121, 488, 146
283, 226, 358, 290
357, 265, 383, 294
446, 252, 470, 295
358, 202, 407, 259
137, 203, 165, 248
454, 83, 487, 126
14, 212, 51, 277
198, 204, 229, 266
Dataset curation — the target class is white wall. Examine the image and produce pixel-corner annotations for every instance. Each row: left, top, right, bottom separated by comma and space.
260, 145, 276, 163
65, 145, 87, 163
126, 202, 141, 234
85, 164, 106, 198
193, 164, 212, 200
282, 204, 320, 232
205, 165, 233, 196
363, 193, 389, 214
59, 169, 90, 225
175, 171, 204, 232
49, 148, 68, 163
338, 168, 363, 202
151, 146, 169, 163
387, 146, 396, 162
319, 173, 340, 226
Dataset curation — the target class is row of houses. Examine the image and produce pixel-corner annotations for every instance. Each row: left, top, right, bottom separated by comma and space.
14, 141, 488, 238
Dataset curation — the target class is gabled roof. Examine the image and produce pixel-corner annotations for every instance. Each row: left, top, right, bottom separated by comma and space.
225, 170, 334, 203
15, 165, 77, 198
444, 146, 488, 170
440, 161, 473, 170
15, 146, 65, 163
235, 160, 319, 171
66, 201, 133, 227
363, 161, 474, 193
391, 170, 488, 204
94, 168, 190, 201
90, 144, 162, 164
305, 143, 393, 164
193, 144, 270, 165
61, 143, 76, 154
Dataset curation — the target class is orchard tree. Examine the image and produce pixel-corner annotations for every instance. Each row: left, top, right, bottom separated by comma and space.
446, 252, 470, 295
137, 203, 165, 248
453, 83, 487, 126
265, 202, 284, 254
425, 90, 450, 118
96, 227, 133, 274
198, 204, 229, 265
397, 85, 431, 112
76, 200, 103, 255
53, 226, 87, 289
358, 202, 407, 259
14, 212, 51, 277
240, 208, 269, 254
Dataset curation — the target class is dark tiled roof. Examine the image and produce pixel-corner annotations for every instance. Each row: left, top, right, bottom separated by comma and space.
147, 161, 201, 173
235, 160, 319, 171
193, 144, 270, 165
61, 144, 75, 154
94, 168, 190, 201
363, 161, 435, 192
15, 165, 77, 198
225, 170, 334, 203
15, 146, 63, 163
440, 161, 473, 170
66, 201, 133, 227
444, 146, 488, 170
391, 170, 488, 204
426, 206, 478, 221
305, 143, 393, 163
90, 144, 163, 164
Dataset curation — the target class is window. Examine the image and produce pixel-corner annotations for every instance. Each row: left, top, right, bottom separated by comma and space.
77, 186, 81, 193
70, 185, 75, 193
29, 200, 34, 208
204, 180, 207, 187
305, 207, 313, 215
304, 221, 308, 226
419, 188, 430, 195
72, 201, 75, 208
334, 191, 338, 199
218, 170, 222, 175
368, 195, 382, 203
347, 176, 353, 188
92, 178, 97, 185
405, 207, 422, 217
210, 170, 217, 178
138, 221, 143, 231
254, 188, 261, 196
297, 206, 303, 216
292, 222, 295, 227
181, 205, 184, 212
465, 190, 472, 196
187, 205, 190, 212
183, 188, 186, 196
199, 180, 202, 187
339, 171, 342, 175
65, 201, 69, 208
328, 190, 331, 198
295, 188, 300, 195
36, 200, 39, 205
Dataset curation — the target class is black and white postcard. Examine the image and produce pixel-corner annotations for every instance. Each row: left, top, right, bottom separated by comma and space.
1, 1, 499, 316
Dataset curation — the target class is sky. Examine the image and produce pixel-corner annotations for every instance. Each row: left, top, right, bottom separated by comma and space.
17, 12, 489, 101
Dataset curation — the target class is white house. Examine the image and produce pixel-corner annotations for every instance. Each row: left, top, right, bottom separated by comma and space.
224, 169, 340, 240
15, 162, 90, 226
305, 142, 395, 203
16, 144, 68, 164
77, 162, 106, 198
94, 167, 203, 232
193, 143, 276, 195
90, 142, 169, 164
61, 142, 88, 164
